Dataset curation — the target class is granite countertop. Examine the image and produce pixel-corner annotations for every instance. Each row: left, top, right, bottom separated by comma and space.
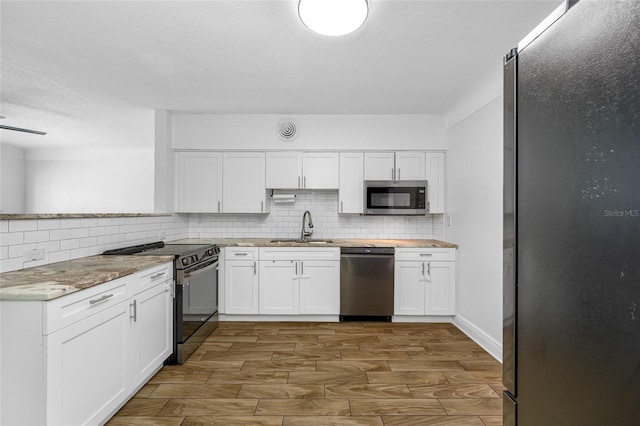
168, 238, 458, 249
0, 255, 174, 301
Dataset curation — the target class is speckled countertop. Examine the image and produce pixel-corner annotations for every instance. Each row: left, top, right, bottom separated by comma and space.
0, 255, 173, 301
168, 238, 458, 249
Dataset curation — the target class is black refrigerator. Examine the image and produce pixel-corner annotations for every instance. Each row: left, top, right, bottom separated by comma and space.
503, 1, 640, 424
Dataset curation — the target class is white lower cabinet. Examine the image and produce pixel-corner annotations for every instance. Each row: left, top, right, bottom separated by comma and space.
224, 248, 260, 314
46, 300, 130, 426
299, 260, 340, 314
129, 280, 172, 388
259, 260, 299, 314
258, 248, 340, 316
0, 261, 173, 426
394, 248, 456, 316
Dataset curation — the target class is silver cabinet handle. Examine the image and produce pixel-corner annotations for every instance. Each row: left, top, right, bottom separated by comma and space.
130, 299, 137, 322
253, 261, 256, 275
89, 294, 113, 305
295, 261, 298, 276
235, 252, 248, 256
301, 261, 304, 275
341, 201, 344, 213
421, 262, 425, 276
426, 262, 431, 282
392, 168, 395, 180
218, 201, 221, 213
419, 253, 433, 257
150, 271, 166, 280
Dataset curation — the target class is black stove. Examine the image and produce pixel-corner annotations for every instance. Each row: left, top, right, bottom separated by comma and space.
104, 241, 219, 269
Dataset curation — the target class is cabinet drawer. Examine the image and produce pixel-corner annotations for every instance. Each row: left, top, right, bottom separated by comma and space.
395, 248, 456, 262
260, 247, 340, 261
225, 247, 259, 260
131, 263, 172, 295
44, 278, 129, 335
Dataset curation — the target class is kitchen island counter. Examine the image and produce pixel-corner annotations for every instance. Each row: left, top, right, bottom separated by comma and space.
168, 238, 458, 249
0, 255, 174, 301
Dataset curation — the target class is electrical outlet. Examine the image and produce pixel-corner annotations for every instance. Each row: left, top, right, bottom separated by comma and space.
23, 249, 37, 262
23, 248, 45, 262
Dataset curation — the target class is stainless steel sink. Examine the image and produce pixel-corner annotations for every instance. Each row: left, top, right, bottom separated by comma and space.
269, 239, 333, 244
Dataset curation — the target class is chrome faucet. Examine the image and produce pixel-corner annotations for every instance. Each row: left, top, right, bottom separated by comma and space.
300, 210, 314, 241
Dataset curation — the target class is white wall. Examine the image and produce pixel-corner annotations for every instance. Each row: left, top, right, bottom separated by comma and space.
154, 110, 174, 213
24, 148, 154, 213
0, 144, 25, 214
446, 96, 503, 361
172, 114, 446, 150
188, 191, 444, 240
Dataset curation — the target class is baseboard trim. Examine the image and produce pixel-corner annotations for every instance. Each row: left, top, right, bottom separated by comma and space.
219, 314, 339, 322
392, 315, 454, 323
453, 314, 503, 362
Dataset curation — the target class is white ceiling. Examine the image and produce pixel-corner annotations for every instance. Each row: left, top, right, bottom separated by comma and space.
0, 0, 559, 149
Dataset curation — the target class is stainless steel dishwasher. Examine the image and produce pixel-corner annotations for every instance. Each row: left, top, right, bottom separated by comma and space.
340, 247, 395, 321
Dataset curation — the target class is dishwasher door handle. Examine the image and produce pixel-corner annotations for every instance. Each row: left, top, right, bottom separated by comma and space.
341, 254, 394, 260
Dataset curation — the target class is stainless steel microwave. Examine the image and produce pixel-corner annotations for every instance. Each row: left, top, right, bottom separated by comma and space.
364, 180, 428, 215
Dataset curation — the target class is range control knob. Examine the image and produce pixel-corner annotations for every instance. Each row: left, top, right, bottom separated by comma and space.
182, 257, 189, 266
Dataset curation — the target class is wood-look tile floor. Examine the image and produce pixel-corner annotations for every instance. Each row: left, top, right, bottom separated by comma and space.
109, 322, 504, 426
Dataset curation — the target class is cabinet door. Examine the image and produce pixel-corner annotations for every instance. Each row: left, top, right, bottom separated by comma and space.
266, 152, 302, 189
394, 261, 425, 315
225, 260, 259, 314
299, 260, 339, 315
46, 302, 129, 426
130, 282, 172, 388
259, 260, 299, 315
175, 151, 223, 213
364, 152, 395, 180
396, 151, 426, 181
302, 152, 339, 189
339, 152, 364, 214
425, 261, 455, 315
223, 152, 267, 213
425, 152, 445, 213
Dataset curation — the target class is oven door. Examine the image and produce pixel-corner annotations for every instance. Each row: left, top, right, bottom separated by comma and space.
364, 180, 427, 215
178, 258, 218, 342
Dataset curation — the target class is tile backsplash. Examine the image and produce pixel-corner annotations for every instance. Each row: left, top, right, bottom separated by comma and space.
1, 191, 445, 273
0, 215, 188, 273
188, 191, 444, 240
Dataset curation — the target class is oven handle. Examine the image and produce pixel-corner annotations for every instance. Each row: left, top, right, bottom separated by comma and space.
183, 258, 219, 280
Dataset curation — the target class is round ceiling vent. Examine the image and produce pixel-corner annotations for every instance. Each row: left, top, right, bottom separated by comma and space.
276, 119, 299, 142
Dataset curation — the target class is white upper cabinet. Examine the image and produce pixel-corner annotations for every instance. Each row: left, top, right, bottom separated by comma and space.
222, 152, 268, 213
425, 152, 445, 214
364, 152, 395, 180
266, 152, 339, 189
364, 152, 425, 181
302, 152, 339, 189
339, 152, 364, 214
175, 151, 223, 213
396, 151, 426, 181
265, 152, 303, 189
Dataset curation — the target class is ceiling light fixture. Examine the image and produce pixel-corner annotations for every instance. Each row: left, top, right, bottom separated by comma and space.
298, 0, 368, 37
